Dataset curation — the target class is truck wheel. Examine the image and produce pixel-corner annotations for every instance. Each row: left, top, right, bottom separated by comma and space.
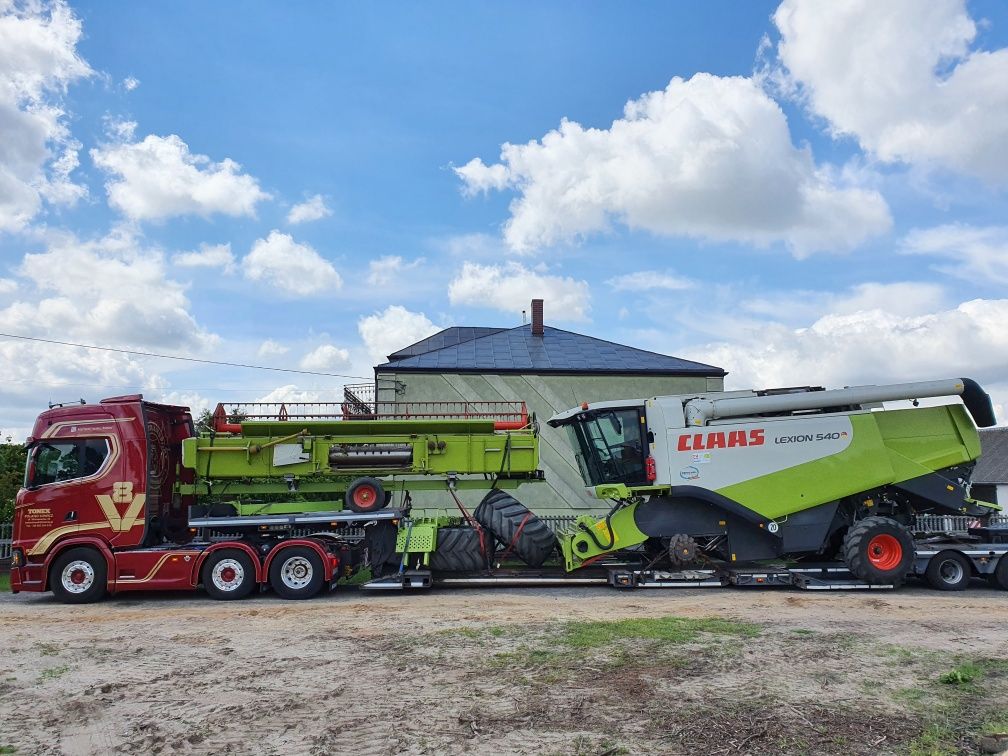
429, 527, 495, 572
269, 547, 325, 599
202, 550, 257, 600
345, 477, 386, 513
989, 555, 1008, 590
474, 490, 556, 568
925, 550, 972, 591
50, 547, 107, 604
842, 516, 914, 586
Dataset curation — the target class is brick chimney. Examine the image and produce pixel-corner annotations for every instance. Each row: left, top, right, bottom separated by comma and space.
531, 298, 544, 336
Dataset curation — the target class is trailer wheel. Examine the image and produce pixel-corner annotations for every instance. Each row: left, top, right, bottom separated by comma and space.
269, 547, 325, 599
202, 550, 257, 601
50, 547, 107, 604
345, 477, 386, 513
925, 550, 971, 591
842, 516, 914, 586
989, 555, 1008, 590
429, 527, 495, 572
474, 490, 556, 568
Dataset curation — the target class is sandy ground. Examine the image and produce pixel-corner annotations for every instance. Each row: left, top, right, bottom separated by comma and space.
0, 583, 1006, 755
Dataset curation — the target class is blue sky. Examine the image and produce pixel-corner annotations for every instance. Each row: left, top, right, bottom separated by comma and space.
1, 0, 1007, 437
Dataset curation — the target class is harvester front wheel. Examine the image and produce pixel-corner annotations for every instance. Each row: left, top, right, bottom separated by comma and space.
345, 477, 386, 513
474, 490, 556, 568
842, 517, 914, 586
429, 526, 496, 572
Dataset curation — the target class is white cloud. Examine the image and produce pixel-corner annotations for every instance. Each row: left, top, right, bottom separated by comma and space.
242, 230, 342, 295
257, 339, 289, 359
607, 271, 693, 292
122, 75, 139, 91
902, 224, 1008, 286
0, 278, 16, 294
286, 194, 332, 224
741, 281, 949, 324
0, 0, 91, 231
91, 130, 270, 221
366, 255, 425, 286
448, 261, 590, 321
172, 242, 235, 273
773, 0, 1008, 182
254, 385, 326, 404
455, 73, 890, 255
358, 305, 439, 364
299, 344, 350, 372
686, 298, 1008, 423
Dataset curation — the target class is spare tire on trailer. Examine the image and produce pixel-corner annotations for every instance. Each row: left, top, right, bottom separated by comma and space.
428, 526, 496, 572
842, 516, 915, 586
474, 490, 557, 568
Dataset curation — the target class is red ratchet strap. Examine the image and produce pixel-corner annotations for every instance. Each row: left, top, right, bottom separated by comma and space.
446, 486, 496, 558
498, 512, 532, 561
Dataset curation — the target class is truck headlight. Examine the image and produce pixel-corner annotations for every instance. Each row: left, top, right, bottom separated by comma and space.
10, 548, 23, 569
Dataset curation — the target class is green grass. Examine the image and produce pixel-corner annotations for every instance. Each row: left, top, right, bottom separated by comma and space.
0, 572, 9, 593
0, 746, 17, 754
939, 662, 982, 685
38, 665, 69, 681
908, 723, 958, 756
557, 616, 761, 649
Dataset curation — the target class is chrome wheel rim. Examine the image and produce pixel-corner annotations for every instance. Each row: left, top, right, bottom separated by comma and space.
939, 559, 964, 584
61, 559, 95, 594
280, 556, 313, 590
211, 558, 246, 592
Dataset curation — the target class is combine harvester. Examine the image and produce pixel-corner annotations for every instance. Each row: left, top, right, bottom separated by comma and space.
7, 378, 1007, 602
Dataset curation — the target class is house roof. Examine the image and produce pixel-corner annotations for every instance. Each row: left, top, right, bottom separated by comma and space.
975, 427, 1008, 484
376, 324, 725, 376
386, 327, 507, 362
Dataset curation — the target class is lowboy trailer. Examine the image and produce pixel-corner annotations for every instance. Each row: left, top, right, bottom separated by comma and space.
7, 378, 1008, 602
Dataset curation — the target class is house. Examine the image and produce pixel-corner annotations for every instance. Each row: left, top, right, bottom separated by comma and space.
974, 427, 1008, 505
363, 299, 725, 515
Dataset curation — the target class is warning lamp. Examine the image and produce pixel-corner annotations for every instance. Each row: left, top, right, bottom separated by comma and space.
645, 456, 657, 482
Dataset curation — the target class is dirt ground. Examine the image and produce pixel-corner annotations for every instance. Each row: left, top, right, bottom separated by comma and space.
0, 583, 1006, 756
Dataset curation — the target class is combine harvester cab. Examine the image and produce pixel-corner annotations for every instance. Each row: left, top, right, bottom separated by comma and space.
548, 378, 1003, 588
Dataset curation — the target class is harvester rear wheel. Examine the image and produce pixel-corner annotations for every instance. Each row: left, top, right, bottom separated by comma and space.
474, 490, 556, 568
345, 477, 386, 513
429, 527, 495, 572
842, 516, 914, 586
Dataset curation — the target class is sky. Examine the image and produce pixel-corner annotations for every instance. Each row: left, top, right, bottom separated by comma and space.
1, 0, 1008, 440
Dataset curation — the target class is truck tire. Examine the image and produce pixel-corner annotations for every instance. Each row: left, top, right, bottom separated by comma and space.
989, 555, 1008, 590
842, 516, 914, 586
269, 546, 325, 600
925, 550, 972, 591
429, 527, 495, 572
345, 477, 386, 513
202, 550, 257, 600
50, 547, 108, 604
474, 490, 557, 568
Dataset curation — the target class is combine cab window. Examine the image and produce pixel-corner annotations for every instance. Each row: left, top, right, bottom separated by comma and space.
564, 408, 647, 487
26, 439, 110, 487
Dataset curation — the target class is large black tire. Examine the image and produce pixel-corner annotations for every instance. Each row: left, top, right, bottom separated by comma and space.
842, 516, 914, 586
474, 490, 557, 568
269, 546, 326, 600
925, 550, 971, 591
429, 526, 495, 572
50, 547, 108, 604
989, 555, 1008, 590
202, 549, 257, 600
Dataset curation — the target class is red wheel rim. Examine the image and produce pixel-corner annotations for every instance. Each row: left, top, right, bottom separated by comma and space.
220, 567, 236, 583
353, 484, 377, 509
867, 533, 903, 571
70, 569, 86, 585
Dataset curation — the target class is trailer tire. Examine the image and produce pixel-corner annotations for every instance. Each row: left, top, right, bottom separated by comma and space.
269, 546, 326, 599
345, 477, 386, 513
429, 527, 495, 572
474, 490, 556, 568
989, 555, 1008, 590
842, 516, 914, 586
50, 547, 107, 604
925, 550, 971, 591
202, 550, 257, 601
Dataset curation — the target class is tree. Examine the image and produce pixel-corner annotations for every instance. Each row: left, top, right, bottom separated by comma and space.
0, 443, 27, 522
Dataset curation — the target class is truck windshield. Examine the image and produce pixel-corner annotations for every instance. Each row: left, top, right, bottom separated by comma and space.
25, 439, 110, 487
562, 408, 647, 488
